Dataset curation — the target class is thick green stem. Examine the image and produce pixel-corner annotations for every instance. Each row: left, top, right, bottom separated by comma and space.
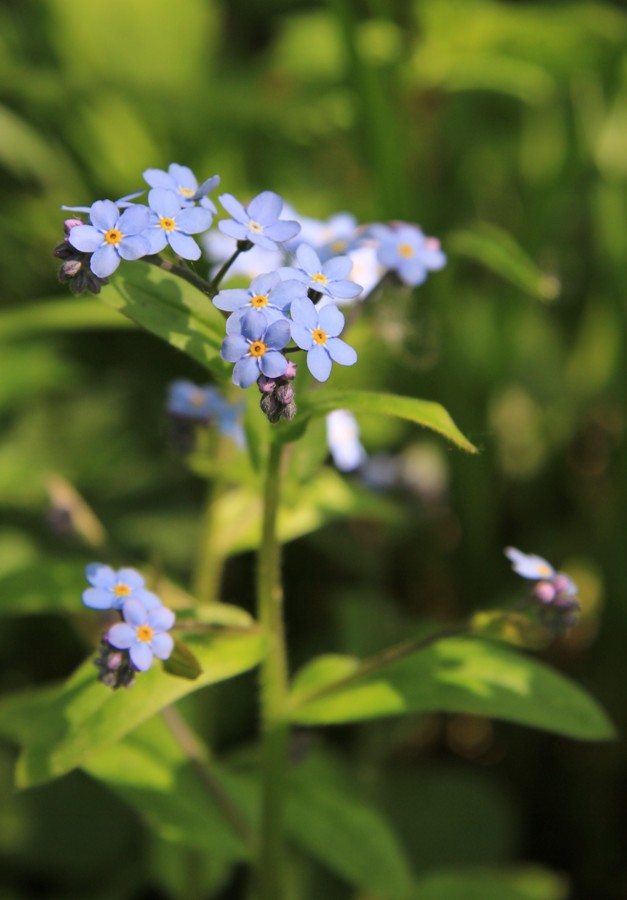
192, 475, 225, 606
255, 440, 290, 900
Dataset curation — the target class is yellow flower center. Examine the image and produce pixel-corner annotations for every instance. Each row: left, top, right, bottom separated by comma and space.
249, 340, 267, 357
537, 562, 553, 577
248, 220, 263, 234
104, 228, 122, 245
251, 294, 269, 308
113, 583, 131, 597
312, 273, 328, 285
313, 328, 327, 345
178, 186, 195, 198
398, 242, 415, 258
159, 217, 176, 232
137, 624, 154, 643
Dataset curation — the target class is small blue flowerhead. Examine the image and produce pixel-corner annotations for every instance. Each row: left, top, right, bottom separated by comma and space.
218, 191, 300, 250
143, 163, 220, 212
326, 410, 366, 472
106, 599, 175, 672
504, 547, 556, 581
82, 563, 162, 612
221, 310, 291, 388
166, 380, 246, 446
280, 243, 362, 302
214, 271, 305, 331
68, 200, 151, 277
371, 223, 446, 287
290, 297, 357, 382
146, 188, 213, 260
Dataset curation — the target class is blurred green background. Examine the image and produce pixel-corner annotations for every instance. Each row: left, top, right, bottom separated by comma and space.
1, 0, 626, 898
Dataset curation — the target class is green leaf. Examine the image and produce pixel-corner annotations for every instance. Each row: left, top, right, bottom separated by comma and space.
0, 298, 134, 340
470, 610, 552, 650
100, 264, 229, 378
162, 638, 204, 680
0, 562, 89, 616
448, 223, 560, 300
286, 751, 414, 898
83, 717, 251, 862
288, 636, 615, 741
412, 865, 568, 900
302, 390, 477, 454
7, 628, 265, 787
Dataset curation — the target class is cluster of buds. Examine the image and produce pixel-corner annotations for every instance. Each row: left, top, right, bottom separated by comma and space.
93, 640, 137, 690
53, 218, 109, 295
257, 360, 297, 423
505, 547, 580, 636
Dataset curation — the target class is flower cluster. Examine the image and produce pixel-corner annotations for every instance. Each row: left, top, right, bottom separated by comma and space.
166, 379, 245, 451
83, 564, 175, 686
505, 547, 580, 634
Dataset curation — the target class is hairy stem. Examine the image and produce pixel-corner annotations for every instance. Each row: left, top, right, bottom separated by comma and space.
144, 254, 216, 297
255, 439, 290, 900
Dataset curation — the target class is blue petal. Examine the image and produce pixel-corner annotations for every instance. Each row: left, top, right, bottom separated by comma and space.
130, 643, 153, 671
218, 220, 247, 241
213, 289, 251, 312
323, 256, 352, 280
90, 200, 119, 231
247, 233, 280, 251
264, 317, 291, 350
176, 206, 213, 234
118, 205, 151, 235
219, 193, 248, 223
326, 337, 357, 366
290, 322, 314, 349
233, 356, 260, 388
330, 279, 362, 299
291, 296, 318, 330
194, 174, 220, 199
168, 163, 197, 190
118, 234, 151, 261
146, 228, 168, 254
241, 309, 268, 342
505, 547, 555, 580
107, 623, 137, 650
86, 562, 116, 589
122, 598, 148, 626
297, 243, 322, 274
82, 587, 115, 610
398, 260, 427, 286
137, 589, 163, 611
143, 168, 176, 190
251, 271, 281, 295
151, 632, 174, 660
225, 310, 247, 334
168, 231, 201, 260
264, 220, 300, 243
116, 568, 145, 590
90, 245, 121, 278
148, 606, 176, 631
221, 334, 249, 363
318, 304, 345, 337
271, 278, 306, 305
68, 225, 103, 253
248, 190, 282, 224
148, 188, 180, 218
307, 345, 332, 382
260, 350, 288, 378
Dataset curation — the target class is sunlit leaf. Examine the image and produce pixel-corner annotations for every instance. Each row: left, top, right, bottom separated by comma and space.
0, 298, 134, 340
302, 390, 477, 453
288, 637, 615, 740
4, 628, 265, 787
412, 865, 568, 900
470, 610, 552, 650
101, 264, 229, 379
448, 224, 559, 300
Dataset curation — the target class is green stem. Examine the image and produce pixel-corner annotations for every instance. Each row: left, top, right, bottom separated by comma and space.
209, 247, 244, 293
144, 254, 216, 297
192, 474, 225, 606
255, 439, 290, 900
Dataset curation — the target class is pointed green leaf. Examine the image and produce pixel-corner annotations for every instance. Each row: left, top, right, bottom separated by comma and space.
100, 264, 229, 378
9, 628, 265, 787
0, 298, 134, 340
303, 391, 477, 454
288, 637, 615, 741
162, 637, 204, 680
412, 865, 568, 900
448, 223, 560, 300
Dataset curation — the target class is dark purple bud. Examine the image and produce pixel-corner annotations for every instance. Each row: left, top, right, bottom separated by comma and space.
276, 383, 294, 405
94, 640, 136, 689
64, 217, 84, 234
62, 259, 83, 278
280, 400, 297, 421
260, 393, 282, 424
284, 361, 297, 380
257, 374, 277, 394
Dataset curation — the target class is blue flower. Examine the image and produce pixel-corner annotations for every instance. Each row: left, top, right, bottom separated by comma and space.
107, 599, 175, 672
280, 243, 362, 301
504, 547, 556, 581
214, 272, 305, 331
166, 380, 245, 446
326, 410, 366, 472
290, 297, 357, 382
82, 563, 162, 611
146, 188, 213, 259
143, 163, 220, 212
68, 200, 151, 277
371, 223, 446, 286
221, 310, 291, 388
61, 191, 145, 213
218, 191, 300, 250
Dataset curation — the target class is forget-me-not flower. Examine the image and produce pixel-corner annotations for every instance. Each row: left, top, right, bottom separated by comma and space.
280, 243, 362, 301
146, 188, 213, 259
82, 563, 162, 612
166, 380, 245, 446
221, 310, 291, 388
290, 297, 357, 382
218, 191, 300, 250
68, 200, 151, 277
214, 272, 304, 332
107, 598, 175, 672
143, 163, 220, 212
371, 223, 446, 286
